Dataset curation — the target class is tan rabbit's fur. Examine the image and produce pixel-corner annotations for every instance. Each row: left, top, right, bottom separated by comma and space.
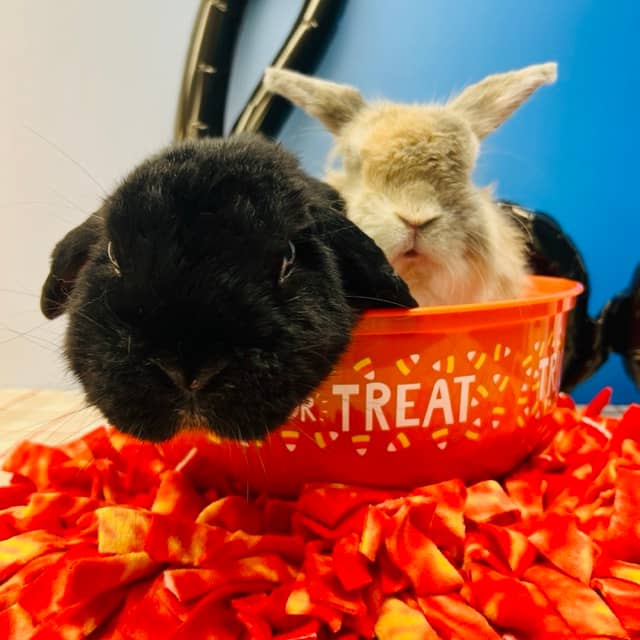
264, 63, 557, 306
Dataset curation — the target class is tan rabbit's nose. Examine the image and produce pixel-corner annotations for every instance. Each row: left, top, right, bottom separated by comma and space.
397, 213, 439, 231
151, 358, 228, 393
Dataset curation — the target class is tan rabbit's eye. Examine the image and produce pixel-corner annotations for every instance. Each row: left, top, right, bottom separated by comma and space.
107, 241, 121, 276
278, 241, 296, 284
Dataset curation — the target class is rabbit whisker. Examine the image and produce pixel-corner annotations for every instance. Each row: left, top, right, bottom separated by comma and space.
24, 124, 108, 197
345, 294, 410, 308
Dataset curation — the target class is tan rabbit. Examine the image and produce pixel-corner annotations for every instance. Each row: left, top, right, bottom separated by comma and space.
264, 63, 557, 306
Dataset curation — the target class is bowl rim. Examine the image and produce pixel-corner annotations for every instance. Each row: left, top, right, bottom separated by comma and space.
363, 275, 583, 318
353, 275, 584, 335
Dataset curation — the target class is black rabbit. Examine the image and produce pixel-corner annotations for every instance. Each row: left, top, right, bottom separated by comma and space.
41, 134, 416, 441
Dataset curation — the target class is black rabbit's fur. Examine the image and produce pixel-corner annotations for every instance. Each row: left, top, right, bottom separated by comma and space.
41, 134, 416, 441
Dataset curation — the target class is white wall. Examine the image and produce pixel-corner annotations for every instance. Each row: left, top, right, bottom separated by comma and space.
0, 1, 199, 388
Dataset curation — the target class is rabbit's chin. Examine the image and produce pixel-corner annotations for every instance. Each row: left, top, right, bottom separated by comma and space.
392, 252, 521, 308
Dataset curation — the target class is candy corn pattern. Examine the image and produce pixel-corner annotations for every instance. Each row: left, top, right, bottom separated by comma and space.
353, 357, 375, 381
396, 354, 420, 376
431, 355, 455, 374
239, 439, 264, 448
279, 321, 565, 456
431, 428, 448, 450
493, 343, 511, 360
467, 350, 488, 370
313, 431, 339, 449
386, 432, 411, 452
280, 430, 300, 452
352, 434, 371, 456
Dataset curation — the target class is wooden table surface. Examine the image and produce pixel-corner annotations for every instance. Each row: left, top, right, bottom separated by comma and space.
0, 388, 105, 484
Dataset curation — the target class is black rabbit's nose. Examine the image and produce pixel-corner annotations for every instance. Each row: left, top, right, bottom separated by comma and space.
151, 358, 228, 393
188, 358, 229, 391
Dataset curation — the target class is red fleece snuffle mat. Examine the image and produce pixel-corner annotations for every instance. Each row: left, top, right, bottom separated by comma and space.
1, 388, 639, 639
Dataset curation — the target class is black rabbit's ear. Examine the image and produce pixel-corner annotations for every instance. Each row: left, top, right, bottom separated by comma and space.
41, 214, 104, 319
307, 184, 417, 311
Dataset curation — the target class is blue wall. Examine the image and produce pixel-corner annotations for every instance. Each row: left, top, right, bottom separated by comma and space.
227, 0, 639, 403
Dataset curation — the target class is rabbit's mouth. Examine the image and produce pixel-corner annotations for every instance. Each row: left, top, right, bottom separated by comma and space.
392, 248, 438, 279
394, 248, 424, 264
177, 405, 210, 431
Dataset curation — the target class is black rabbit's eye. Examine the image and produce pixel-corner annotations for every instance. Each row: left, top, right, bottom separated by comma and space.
278, 241, 296, 284
107, 241, 121, 276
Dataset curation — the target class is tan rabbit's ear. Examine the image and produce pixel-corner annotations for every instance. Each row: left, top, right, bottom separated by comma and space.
263, 67, 365, 134
448, 62, 557, 139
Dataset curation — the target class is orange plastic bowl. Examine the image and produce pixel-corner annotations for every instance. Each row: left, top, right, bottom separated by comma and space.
199, 276, 583, 496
